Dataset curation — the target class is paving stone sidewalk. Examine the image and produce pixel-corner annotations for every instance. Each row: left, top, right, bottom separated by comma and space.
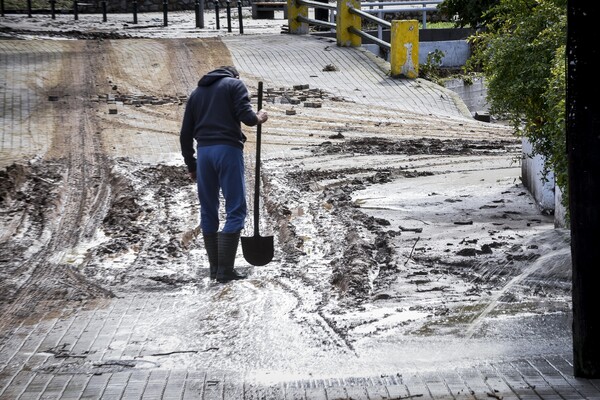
0, 295, 599, 399
224, 34, 472, 120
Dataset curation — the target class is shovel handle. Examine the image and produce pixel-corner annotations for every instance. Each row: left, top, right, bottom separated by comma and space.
253, 82, 263, 235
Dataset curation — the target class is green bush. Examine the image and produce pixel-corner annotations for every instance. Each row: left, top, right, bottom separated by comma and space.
438, 0, 500, 28
419, 49, 445, 83
468, 0, 567, 209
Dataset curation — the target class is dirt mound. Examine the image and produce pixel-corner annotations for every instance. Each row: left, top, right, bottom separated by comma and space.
313, 137, 519, 157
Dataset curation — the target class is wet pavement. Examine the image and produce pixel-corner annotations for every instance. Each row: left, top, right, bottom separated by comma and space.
1, 9, 600, 400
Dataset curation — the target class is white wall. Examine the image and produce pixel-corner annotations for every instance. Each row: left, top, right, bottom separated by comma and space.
364, 39, 471, 69
521, 138, 555, 212
419, 40, 471, 68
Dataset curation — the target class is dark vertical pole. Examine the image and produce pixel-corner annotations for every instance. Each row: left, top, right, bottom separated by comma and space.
133, 0, 138, 24
27, 0, 32, 17
73, 0, 78, 20
226, 0, 231, 32
1, 0, 4, 17
50, 0, 56, 19
163, 0, 168, 26
214, 0, 220, 29
568, 0, 600, 379
101, 0, 107, 21
237, 1, 243, 34
199, 0, 204, 27
195, 0, 200, 27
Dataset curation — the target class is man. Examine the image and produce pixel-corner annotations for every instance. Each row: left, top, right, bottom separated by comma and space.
180, 66, 268, 283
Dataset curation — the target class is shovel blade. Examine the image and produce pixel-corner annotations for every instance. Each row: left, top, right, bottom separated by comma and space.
241, 234, 274, 266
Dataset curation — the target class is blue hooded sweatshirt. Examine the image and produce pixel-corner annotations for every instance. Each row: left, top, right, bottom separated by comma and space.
180, 68, 259, 173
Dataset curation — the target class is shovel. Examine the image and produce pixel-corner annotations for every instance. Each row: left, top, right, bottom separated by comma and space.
241, 81, 274, 266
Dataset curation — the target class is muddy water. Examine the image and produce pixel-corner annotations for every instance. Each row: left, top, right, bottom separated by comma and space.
463, 229, 571, 338
0, 42, 571, 381
2, 131, 571, 379
1, 136, 571, 380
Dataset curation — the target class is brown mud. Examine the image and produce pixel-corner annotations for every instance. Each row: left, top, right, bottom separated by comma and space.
0, 35, 571, 377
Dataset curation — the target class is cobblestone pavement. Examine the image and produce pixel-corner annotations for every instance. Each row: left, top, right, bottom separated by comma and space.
0, 295, 597, 399
224, 34, 471, 119
1, 11, 600, 400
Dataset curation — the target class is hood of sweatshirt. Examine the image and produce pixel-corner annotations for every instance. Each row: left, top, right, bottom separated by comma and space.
197, 67, 238, 87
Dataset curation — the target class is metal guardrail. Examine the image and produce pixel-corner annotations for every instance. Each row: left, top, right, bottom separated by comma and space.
288, 0, 421, 78
348, 5, 390, 49
0, 0, 245, 32
348, 25, 390, 49
298, 0, 335, 10
288, 0, 440, 38
362, 0, 442, 29
296, 0, 336, 29
358, 0, 441, 43
362, 0, 441, 7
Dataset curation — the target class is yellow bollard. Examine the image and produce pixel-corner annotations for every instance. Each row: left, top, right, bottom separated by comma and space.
288, 0, 309, 34
390, 20, 419, 78
336, 0, 361, 47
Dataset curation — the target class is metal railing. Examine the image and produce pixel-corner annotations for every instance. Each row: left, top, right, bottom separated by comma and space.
288, 0, 336, 33
288, 0, 421, 78
295, 0, 336, 30
0, 0, 245, 33
362, 0, 442, 28
348, 5, 390, 49
361, 0, 441, 42
286, 0, 440, 35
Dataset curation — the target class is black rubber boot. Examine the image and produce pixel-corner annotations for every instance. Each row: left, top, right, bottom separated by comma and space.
216, 232, 246, 283
203, 233, 218, 280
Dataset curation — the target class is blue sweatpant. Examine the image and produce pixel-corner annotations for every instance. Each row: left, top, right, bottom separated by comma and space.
196, 144, 247, 234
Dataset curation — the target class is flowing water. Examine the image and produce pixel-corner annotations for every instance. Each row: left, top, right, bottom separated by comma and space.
464, 229, 571, 339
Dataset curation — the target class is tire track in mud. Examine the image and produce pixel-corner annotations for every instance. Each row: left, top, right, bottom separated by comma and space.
258, 166, 363, 352
1, 38, 234, 330
257, 125, 569, 344
273, 274, 357, 352
0, 40, 114, 330
0, 37, 568, 378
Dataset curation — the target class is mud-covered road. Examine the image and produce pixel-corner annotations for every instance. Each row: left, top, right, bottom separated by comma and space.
0, 30, 571, 382
0, 37, 232, 324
